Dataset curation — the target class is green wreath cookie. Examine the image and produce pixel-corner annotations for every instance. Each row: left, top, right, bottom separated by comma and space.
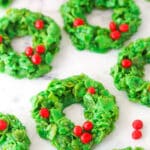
114, 147, 144, 150
32, 74, 119, 150
111, 38, 150, 107
60, 0, 141, 53
0, 113, 30, 150
0, 8, 61, 79
0, 0, 12, 8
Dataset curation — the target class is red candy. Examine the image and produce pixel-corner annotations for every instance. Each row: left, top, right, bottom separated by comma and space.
0, 35, 3, 43
119, 24, 129, 32
35, 20, 44, 29
25, 46, 33, 57
39, 108, 50, 118
121, 59, 132, 68
0, 120, 7, 131
80, 132, 92, 144
132, 130, 142, 140
87, 87, 96, 94
31, 54, 42, 65
110, 30, 121, 40
73, 126, 82, 137
132, 120, 143, 130
83, 121, 93, 131
73, 18, 84, 27
74, 121, 93, 143
109, 21, 117, 31
36, 45, 45, 54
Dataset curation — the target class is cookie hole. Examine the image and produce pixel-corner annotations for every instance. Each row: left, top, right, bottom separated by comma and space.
86, 9, 113, 28
63, 104, 86, 126
144, 64, 150, 81
11, 36, 32, 53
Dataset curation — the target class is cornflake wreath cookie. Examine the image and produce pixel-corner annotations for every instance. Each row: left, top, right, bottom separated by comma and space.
0, 112, 30, 150
0, 0, 12, 8
60, 0, 141, 53
0, 8, 61, 79
114, 147, 144, 150
111, 38, 150, 107
32, 74, 119, 150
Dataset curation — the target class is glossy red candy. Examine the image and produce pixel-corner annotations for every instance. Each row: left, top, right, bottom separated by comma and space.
25, 46, 33, 57
119, 24, 129, 32
0, 35, 3, 43
110, 31, 121, 40
73, 18, 84, 27
35, 20, 44, 29
83, 121, 93, 131
80, 132, 92, 144
87, 87, 96, 94
132, 130, 142, 140
109, 21, 117, 31
73, 126, 82, 137
36, 45, 45, 54
132, 120, 143, 130
122, 59, 132, 68
0, 120, 7, 131
31, 54, 42, 65
39, 108, 50, 118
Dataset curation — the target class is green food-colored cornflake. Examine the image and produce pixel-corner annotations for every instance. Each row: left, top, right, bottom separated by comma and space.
0, 0, 12, 8
0, 113, 30, 150
60, 0, 141, 53
113, 147, 144, 150
32, 74, 119, 150
111, 38, 150, 107
0, 8, 61, 79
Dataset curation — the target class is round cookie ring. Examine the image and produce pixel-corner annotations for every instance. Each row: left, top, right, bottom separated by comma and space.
0, 8, 61, 79
0, 112, 30, 150
0, 0, 12, 8
60, 0, 141, 53
32, 74, 119, 149
111, 38, 150, 107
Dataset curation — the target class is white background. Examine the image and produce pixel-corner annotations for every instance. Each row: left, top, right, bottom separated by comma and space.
0, 0, 150, 149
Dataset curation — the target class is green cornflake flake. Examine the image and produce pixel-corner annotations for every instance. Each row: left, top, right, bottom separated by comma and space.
32, 74, 119, 150
0, 8, 61, 79
45, 52, 53, 64
48, 124, 57, 140
60, 0, 141, 53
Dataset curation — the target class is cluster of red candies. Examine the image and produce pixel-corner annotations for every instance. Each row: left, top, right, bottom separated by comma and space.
109, 21, 129, 40
0, 119, 8, 131
132, 119, 143, 140
73, 121, 93, 144
25, 45, 45, 65
25, 19, 45, 65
